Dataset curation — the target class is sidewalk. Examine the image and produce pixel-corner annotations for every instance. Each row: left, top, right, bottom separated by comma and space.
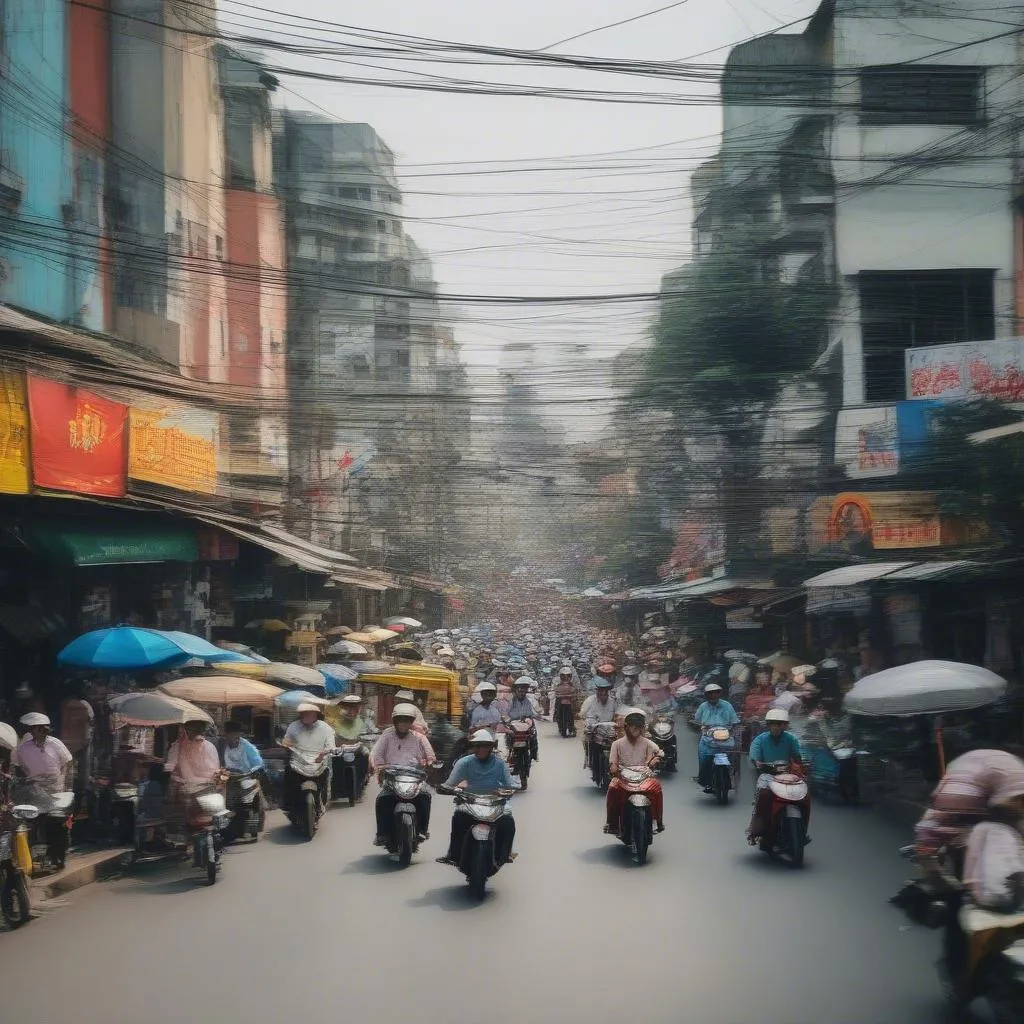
29, 845, 129, 901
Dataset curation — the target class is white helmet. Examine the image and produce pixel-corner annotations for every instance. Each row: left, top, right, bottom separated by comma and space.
558, 666, 573, 677
623, 707, 647, 726
477, 681, 497, 694
513, 675, 533, 689
469, 729, 497, 746
392, 703, 419, 721
704, 683, 723, 694
295, 703, 321, 715
395, 689, 415, 702
19, 712, 50, 727
765, 708, 790, 723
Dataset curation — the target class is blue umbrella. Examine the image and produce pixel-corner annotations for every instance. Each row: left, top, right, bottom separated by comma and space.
274, 689, 327, 708
315, 663, 358, 697
161, 631, 255, 663
58, 627, 252, 671
58, 627, 193, 671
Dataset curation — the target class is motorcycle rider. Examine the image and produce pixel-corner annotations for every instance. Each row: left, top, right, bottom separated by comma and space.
436, 729, 517, 867
327, 693, 370, 794
581, 678, 618, 770
747, 708, 808, 845
693, 683, 739, 791
370, 704, 436, 846
469, 681, 503, 732
221, 720, 265, 774
604, 709, 664, 836
166, 719, 221, 794
616, 664, 641, 707
552, 665, 579, 735
281, 703, 336, 811
507, 676, 539, 763
393, 690, 429, 736
11, 712, 74, 868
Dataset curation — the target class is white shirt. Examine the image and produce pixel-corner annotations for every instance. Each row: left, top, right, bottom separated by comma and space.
12, 735, 73, 780
581, 694, 618, 726
284, 720, 336, 756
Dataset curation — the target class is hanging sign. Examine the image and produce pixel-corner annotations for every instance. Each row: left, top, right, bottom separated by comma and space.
129, 399, 218, 494
27, 377, 127, 497
0, 369, 30, 494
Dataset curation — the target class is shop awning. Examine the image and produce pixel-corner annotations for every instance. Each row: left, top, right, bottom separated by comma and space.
628, 576, 773, 601
24, 525, 198, 566
804, 561, 984, 587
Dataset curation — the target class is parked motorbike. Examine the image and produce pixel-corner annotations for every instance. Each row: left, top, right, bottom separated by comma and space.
701, 727, 736, 805
1, 801, 38, 927
331, 740, 370, 807
378, 765, 431, 867
13, 780, 74, 871
437, 786, 515, 899
286, 748, 330, 840
225, 769, 266, 843
616, 765, 656, 866
891, 847, 1024, 1023
506, 719, 536, 790
648, 716, 677, 773
555, 696, 576, 737
590, 722, 616, 791
755, 761, 809, 868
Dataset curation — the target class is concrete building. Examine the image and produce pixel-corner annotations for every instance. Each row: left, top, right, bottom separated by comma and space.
0, 1, 72, 322
217, 46, 289, 508
109, 0, 229, 380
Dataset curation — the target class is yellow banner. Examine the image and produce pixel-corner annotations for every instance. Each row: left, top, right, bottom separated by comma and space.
0, 370, 30, 494
128, 401, 218, 494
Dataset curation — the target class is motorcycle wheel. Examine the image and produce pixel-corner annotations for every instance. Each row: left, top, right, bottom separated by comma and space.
715, 766, 729, 806
397, 812, 415, 868
304, 792, 316, 841
1, 871, 31, 927
784, 815, 805, 868
469, 842, 489, 901
632, 810, 650, 866
518, 752, 530, 789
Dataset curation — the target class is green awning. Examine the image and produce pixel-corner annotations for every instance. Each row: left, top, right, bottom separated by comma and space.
25, 526, 198, 566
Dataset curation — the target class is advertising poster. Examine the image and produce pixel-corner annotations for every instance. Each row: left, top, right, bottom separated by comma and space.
0, 369, 30, 494
27, 377, 127, 497
129, 399, 218, 494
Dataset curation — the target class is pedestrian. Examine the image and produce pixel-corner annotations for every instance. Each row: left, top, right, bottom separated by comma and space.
60, 683, 95, 810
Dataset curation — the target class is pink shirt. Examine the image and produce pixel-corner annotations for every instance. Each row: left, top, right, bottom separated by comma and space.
370, 728, 436, 769
12, 735, 73, 779
610, 735, 661, 773
165, 737, 220, 786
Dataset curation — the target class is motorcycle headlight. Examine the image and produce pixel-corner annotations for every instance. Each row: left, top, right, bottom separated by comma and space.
394, 782, 418, 798
467, 802, 502, 822
653, 724, 671, 737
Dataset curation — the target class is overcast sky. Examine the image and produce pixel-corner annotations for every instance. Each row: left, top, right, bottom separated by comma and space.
226, 0, 820, 411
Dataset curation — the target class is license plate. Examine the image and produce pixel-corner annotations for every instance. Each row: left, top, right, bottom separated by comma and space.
713, 753, 731, 766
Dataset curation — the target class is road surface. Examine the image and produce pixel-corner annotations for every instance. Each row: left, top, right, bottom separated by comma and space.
0, 724, 942, 1024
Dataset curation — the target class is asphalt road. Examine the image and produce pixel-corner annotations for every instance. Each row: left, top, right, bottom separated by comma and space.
0, 723, 944, 1024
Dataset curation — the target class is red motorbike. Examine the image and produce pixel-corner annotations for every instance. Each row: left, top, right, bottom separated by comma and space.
755, 760, 810, 868
506, 719, 536, 790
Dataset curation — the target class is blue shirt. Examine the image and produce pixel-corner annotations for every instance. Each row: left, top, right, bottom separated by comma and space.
444, 753, 515, 794
694, 700, 739, 729
749, 730, 801, 767
222, 736, 264, 773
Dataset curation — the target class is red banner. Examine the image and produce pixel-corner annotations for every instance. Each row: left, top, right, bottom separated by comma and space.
27, 377, 128, 497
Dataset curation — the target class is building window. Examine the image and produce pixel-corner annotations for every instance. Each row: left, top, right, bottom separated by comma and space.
320, 243, 335, 264
297, 234, 317, 259
236, 333, 248, 353
215, 235, 224, 259
859, 66, 984, 127
358, 187, 372, 201
860, 270, 995, 402
339, 186, 358, 199
376, 218, 387, 233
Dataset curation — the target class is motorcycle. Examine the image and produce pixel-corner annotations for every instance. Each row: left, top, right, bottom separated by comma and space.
807, 739, 862, 805
555, 695, 576, 738
224, 770, 266, 843
286, 748, 330, 839
506, 719, 536, 790
378, 765, 431, 867
331, 740, 370, 806
701, 727, 736, 805
437, 786, 515, 899
1, 801, 38, 928
13, 779, 74, 871
648, 716, 677, 773
616, 764, 656, 866
892, 847, 1024, 1023
189, 788, 232, 886
590, 722, 616, 791
755, 760, 809, 868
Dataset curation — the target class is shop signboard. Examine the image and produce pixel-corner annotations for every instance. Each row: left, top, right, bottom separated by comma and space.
906, 338, 1024, 403
0, 369, 30, 494
810, 491, 949, 554
27, 377, 127, 497
128, 399, 218, 494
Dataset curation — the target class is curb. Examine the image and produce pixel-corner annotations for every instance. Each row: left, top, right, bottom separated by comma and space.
30, 847, 128, 900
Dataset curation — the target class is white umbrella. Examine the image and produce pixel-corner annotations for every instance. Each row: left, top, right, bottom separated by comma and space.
0, 721, 18, 750
327, 639, 369, 657
385, 616, 423, 628
844, 661, 1006, 718
108, 692, 214, 727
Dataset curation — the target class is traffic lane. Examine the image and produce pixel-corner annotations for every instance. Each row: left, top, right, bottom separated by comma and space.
0, 722, 940, 1024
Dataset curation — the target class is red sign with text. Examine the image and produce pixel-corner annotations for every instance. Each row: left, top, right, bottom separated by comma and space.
27, 378, 128, 497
